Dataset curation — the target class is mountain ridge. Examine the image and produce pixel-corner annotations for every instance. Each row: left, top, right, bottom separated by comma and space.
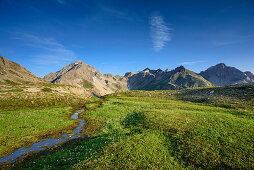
43, 60, 128, 95
1, 56, 253, 93
200, 63, 254, 86
125, 66, 213, 90
0, 56, 44, 83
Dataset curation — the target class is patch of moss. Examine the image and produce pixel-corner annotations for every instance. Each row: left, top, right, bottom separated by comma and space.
83, 80, 94, 89
41, 88, 52, 92
4, 80, 20, 85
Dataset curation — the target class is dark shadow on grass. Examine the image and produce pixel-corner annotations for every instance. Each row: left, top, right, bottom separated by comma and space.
121, 112, 145, 128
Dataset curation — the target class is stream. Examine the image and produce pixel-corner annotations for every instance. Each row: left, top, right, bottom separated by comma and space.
0, 109, 85, 164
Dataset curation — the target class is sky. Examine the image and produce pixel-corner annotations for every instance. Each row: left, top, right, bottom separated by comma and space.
0, 0, 254, 77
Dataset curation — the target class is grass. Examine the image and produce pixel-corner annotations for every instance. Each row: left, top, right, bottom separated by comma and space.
41, 87, 52, 92
13, 89, 254, 169
0, 81, 90, 161
4, 80, 20, 86
83, 80, 94, 89
0, 106, 77, 157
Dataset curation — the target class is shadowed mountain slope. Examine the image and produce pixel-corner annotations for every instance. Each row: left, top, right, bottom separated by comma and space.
125, 66, 213, 90
200, 63, 254, 86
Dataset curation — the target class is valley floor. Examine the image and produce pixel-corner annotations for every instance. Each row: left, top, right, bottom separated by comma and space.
7, 85, 254, 169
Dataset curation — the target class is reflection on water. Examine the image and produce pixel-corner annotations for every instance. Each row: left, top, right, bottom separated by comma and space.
0, 110, 85, 164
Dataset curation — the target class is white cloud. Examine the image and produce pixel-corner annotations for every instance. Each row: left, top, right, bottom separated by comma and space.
179, 61, 204, 66
20, 33, 74, 56
150, 15, 172, 51
15, 33, 75, 65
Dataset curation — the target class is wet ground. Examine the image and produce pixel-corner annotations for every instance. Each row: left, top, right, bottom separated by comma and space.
0, 109, 85, 164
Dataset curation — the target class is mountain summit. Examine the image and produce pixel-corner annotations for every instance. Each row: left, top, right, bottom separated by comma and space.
44, 60, 128, 95
200, 63, 254, 86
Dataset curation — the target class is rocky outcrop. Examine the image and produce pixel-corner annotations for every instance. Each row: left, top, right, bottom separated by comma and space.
44, 60, 128, 95
200, 63, 254, 86
245, 71, 254, 80
0, 56, 44, 83
125, 66, 213, 90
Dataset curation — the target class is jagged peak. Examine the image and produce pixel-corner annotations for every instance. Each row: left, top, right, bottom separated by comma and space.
74, 60, 83, 65
124, 72, 135, 77
216, 63, 227, 68
143, 67, 150, 72
104, 73, 113, 77
173, 65, 186, 73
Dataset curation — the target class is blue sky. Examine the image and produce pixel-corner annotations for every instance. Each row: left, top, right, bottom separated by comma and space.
0, 0, 253, 77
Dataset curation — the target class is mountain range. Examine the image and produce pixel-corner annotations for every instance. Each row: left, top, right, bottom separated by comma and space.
1, 56, 253, 95
125, 66, 213, 90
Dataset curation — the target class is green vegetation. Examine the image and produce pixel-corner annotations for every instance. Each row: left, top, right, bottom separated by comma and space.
114, 83, 121, 90
0, 81, 89, 160
4, 80, 20, 86
41, 87, 52, 92
14, 88, 254, 169
83, 80, 94, 89
0, 88, 23, 93
0, 106, 75, 157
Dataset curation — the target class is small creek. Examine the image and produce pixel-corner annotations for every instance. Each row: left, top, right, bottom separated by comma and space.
0, 109, 85, 164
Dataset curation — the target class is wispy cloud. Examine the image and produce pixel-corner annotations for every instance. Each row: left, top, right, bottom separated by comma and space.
179, 61, 204, 66
14, 33, 75, 64
150, 15, 172, 51
100, 6, 133, 21
57, 0, 65, 5
32, 54, 73, 65
18, 33, 74, 56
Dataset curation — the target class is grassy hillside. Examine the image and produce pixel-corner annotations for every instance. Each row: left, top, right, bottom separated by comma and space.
13, 85, 254, 169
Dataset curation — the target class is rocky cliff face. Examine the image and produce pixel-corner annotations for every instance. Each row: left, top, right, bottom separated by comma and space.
0, 56, 44, 83
125, 66, 213, 90
44, 60, 128, 95
200, 63, 254, 86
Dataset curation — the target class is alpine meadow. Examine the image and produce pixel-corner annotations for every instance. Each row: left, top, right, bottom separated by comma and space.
0, 0, 254, 169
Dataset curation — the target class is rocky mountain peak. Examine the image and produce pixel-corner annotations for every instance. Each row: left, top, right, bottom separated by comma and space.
143, 68, 150, 72
124, 72, 135, 77
74, 60, 83, 65
245, 71, 254, 79
44, 60, 128, 95
216, 63, 227, 68
200, 63, 254, 86
172, 65, 186, 73
126, 65, 212, 90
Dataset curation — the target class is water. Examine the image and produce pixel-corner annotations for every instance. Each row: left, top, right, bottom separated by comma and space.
0, 109, 85, 164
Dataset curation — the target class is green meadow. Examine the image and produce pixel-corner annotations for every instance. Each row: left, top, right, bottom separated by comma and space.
12, 90, 254, 169
0, 82, 88, 159
0, 106, 76, 157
